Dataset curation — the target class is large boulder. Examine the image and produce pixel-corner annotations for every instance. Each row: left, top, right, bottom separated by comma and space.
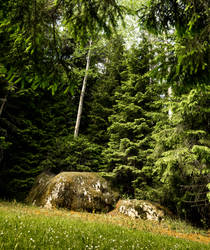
26, 171, 119, 212
112, 199, 173, 222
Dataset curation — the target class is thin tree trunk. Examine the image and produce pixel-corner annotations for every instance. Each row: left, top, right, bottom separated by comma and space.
0, 97, 7, 118
0, 96, 7, 164
168, 86, 172, 118
74, 40, 92, 138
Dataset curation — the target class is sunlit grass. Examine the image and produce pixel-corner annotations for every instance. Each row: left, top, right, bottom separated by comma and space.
0, 201, 209, 249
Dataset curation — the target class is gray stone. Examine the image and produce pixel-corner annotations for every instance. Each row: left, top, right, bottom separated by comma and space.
114, 199, 172, 221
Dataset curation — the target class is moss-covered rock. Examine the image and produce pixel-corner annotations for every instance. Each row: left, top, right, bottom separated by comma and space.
25, 171, 55, 206
112, 199, 173, 222
26, 172, 119, 212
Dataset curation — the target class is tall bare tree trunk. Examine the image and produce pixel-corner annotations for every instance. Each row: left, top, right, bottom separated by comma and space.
74, 40, 92, 138
0, 97, 7, 118
0, 96, 7, 164
168, 86, 172, 119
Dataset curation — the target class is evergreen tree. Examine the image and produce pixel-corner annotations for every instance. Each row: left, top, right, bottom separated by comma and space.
103, 36, 161, 196
149, 86, 210, 227
0, 0, 124, 93
139, 0, 210, 227
0, 87, 77, 200
85, 35, 126, 146
140, 0, 210, 93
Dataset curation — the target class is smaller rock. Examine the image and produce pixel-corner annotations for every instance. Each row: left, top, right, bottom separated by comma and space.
113, 199, 172, 222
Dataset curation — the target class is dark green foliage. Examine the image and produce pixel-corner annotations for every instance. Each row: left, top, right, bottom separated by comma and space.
149, 87, 210, 227
0, 0, 63, 91
62, 0, 124, 43
141, 0, 210, 36
140, 0, 210, 93
0, 86, 76, 200
39, 135, 103, 173
0, 0, 123, 95
103, 37, 162, 196
0, 73, 104, 200
0, 81, 10, 165
138, 0, 210, 227
0, 89, 43, 200
85, 35, 126, 145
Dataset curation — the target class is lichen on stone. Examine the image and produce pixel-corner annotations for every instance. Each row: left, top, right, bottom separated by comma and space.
26, 171, 119, 213
114, 199, 172, 222
44, 176, 66, 209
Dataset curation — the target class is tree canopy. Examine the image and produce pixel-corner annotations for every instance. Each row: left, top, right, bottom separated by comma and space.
140, 0, 210, 93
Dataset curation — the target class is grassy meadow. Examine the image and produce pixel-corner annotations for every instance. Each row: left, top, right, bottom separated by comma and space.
0, 201, 209, 250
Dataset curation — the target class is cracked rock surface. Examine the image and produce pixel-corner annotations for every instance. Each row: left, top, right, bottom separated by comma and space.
26, 171, 119, 212
113, 199, 173, 221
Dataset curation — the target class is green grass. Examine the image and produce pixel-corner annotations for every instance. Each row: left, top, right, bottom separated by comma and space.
161, 217, 208, 235
0, 202, 209, 250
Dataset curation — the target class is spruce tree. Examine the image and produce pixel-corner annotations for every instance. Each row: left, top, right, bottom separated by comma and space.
150, 86, 210, 226
139, 0, 210, 227
0, 87, 77, 200
85, 35, 126, 146
103, 36, 161, 196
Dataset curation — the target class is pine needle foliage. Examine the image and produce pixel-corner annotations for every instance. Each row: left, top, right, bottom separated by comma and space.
103, 36, 162, 196
85, 35, 126, 146
150, 86, 210, 227
140, 0, 210, 93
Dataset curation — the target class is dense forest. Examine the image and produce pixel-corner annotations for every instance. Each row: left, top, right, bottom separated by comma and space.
0, 0, 209, 228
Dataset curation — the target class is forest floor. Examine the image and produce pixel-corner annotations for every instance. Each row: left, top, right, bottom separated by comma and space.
0, 201, 209, 245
